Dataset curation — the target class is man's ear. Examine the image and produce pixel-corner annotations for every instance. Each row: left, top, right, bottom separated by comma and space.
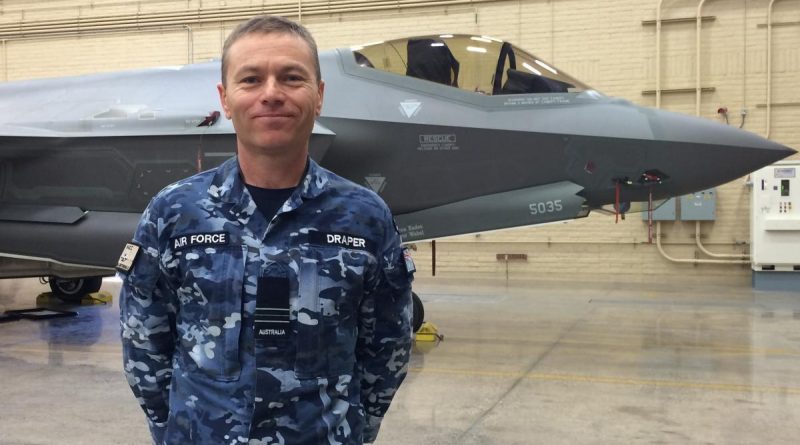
315, 80, 325, 117
217, 83, 232, 119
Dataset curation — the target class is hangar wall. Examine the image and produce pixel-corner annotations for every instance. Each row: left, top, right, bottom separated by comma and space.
0, 0, 797, 285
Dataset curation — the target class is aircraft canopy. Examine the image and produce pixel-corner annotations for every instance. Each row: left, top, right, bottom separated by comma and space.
352, 34, 589, 95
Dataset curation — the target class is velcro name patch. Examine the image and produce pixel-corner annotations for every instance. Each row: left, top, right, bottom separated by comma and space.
116, 243, 140, 272
170, 232, 229, 250
309, 231, 375, 251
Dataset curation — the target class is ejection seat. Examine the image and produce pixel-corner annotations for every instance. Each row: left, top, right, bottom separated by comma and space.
353, 51, 374, 68
501, 69, 574, 94
405, 38, 460, 87
492, 41, 575, 94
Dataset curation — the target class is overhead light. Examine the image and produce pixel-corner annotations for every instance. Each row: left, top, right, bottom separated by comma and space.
466, 46, 487, 53
431, 42, 445, 47
535, 59, 558, 75
439, 34, 454, 38
522, 62, 542, 76
350, 45, 364, 51
481, 35, 503, 42
470, 36, 492, 43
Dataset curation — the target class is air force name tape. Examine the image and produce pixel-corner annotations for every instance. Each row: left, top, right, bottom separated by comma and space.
116, 243, 140, 272
309, 231, 375, 251
171, 232, 229, 250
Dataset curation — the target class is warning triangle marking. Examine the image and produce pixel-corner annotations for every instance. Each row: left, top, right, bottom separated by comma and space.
399, 100, 422, 118
365, 176, 387, 193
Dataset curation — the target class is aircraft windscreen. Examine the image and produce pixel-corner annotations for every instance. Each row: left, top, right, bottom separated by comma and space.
352, 34, 589, 95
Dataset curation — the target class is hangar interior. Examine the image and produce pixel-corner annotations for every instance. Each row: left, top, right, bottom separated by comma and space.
1, 0, 800, 444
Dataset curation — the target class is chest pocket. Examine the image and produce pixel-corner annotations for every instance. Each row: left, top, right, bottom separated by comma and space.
293, 245, 374, 378
172, 245, 246, 381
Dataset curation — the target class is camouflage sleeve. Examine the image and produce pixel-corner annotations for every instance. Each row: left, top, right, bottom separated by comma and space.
357, 214, 414, 443
119, 204, 176, 445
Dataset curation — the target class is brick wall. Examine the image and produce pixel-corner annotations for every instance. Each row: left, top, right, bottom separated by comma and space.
1, 0, 797, 285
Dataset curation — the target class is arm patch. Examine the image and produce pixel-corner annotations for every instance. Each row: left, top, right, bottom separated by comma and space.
116, 243, 141, 273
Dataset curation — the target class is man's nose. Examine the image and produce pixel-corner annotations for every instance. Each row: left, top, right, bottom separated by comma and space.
260, 77, 286, 103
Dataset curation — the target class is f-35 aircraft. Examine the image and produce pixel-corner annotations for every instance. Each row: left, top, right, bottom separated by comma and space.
0, 34, 793, 300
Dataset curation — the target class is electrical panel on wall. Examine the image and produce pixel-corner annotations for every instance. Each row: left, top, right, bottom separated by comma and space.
680, 189, 716, 221
751, 161, 800, 271
641, 197, 676, 221
640, 189, 715, 222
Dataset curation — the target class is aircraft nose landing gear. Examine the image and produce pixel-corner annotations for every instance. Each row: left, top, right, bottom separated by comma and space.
46, 276, 103, 302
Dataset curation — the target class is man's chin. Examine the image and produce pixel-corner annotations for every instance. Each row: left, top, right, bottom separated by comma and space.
244, 139, 305, 156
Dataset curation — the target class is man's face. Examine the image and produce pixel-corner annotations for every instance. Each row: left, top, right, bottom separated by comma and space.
217, 32, 324, 158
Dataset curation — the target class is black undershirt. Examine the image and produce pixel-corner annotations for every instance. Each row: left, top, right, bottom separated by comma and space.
245, 184, 296, 221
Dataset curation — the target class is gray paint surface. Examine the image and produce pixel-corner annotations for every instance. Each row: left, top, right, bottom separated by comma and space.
0, 34, 793, 278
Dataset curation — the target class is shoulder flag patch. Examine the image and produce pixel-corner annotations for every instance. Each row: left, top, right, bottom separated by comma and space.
116, 243, 140, 272
403, 247, 416, 274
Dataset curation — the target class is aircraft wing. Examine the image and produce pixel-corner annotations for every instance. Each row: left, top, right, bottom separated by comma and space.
0, 210, 140, 278
396, 181, 588, 242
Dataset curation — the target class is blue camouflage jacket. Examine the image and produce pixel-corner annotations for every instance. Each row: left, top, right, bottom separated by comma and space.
119, 156, 413, 445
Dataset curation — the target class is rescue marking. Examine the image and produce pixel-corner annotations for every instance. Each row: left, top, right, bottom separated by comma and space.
398, 224, 425, 239
417, 134, 459, 151
170, 232, 229, 250
502, 96, 571, 106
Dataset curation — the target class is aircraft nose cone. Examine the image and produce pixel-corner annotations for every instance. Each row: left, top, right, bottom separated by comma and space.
649, 108, 794, 162
642, 108, 795, 198
560, 101, 794, 207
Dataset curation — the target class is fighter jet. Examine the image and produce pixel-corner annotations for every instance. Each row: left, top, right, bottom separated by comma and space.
0, 34, 793, 301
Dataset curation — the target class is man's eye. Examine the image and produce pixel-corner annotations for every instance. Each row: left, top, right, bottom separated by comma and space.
241, 76, 259, 84
285, 74, 304, 83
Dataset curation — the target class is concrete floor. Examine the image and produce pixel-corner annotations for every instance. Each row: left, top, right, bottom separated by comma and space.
2, 277, 800, 444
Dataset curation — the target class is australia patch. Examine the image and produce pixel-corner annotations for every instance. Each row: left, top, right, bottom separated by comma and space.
116, 243, 140, 272
255, 277, 290, 342
170, 232, 229, 250
309, 231, 375, 251
403, 247, 416, 274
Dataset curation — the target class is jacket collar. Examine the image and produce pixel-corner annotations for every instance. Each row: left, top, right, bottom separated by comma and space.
208, 155, 328, 206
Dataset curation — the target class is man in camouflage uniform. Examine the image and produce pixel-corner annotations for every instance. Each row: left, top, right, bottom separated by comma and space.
118, 15, 414, 445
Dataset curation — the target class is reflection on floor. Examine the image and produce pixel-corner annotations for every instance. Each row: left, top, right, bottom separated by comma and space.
2, 276, 800, 444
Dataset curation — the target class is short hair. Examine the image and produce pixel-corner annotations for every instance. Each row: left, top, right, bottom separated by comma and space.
220, 15, 321, 85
